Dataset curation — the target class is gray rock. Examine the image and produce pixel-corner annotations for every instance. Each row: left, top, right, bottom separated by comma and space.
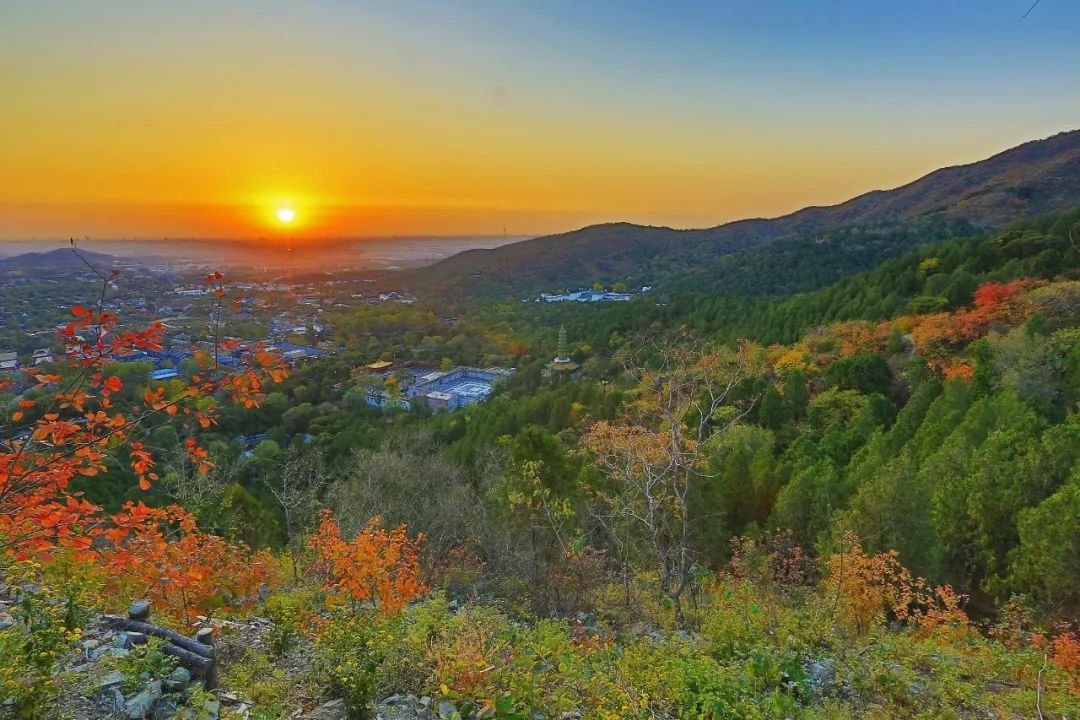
107, 647, 131, 658
128, 599, 151, 622
152, 696, 182, 720
114, 632, 133, 649
114, 689, 126, 712
128, 631, 149, 646
805, 658, 836, 693
125, 680, 162, 719
0, 612, 13, 630
97, 670, 125, 691
81, 638, 101, 651
163, 666, 192, 692
305, 699, 347, 720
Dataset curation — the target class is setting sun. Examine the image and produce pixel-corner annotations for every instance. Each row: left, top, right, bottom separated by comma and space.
275, 207, 296, 224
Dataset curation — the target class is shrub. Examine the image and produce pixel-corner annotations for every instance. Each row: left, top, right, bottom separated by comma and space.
312, 613, 382, 719
0, 560, 86, 717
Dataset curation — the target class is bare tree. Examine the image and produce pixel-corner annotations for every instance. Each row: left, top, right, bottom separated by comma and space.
161, 439, 243, 514
583, 335, 759, 625
264, 447, 328, 579
327, 430, 495, 583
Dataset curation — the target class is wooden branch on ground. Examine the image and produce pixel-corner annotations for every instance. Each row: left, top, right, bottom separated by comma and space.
102, 615, 215, 659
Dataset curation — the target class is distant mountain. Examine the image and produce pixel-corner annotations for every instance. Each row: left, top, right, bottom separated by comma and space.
404, 130, 1080, 298
0, 248, 118, 271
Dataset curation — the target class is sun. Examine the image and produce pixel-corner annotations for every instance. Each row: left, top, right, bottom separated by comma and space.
275, 207, 296, 224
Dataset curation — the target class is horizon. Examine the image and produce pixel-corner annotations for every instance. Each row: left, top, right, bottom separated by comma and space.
3, 1, 1079, 240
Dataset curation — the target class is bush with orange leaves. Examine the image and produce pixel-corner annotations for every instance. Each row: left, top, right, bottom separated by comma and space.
307, 510, 426, 615
99, 502, 277, 627
826, 532, 970, 638
1049, 630, 1080, 698
1, 272, 286, 560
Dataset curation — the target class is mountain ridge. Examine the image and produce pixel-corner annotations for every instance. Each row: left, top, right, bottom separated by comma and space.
403, 129, 1080, 298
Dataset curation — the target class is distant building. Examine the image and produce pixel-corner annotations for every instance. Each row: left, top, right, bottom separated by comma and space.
537, 289, 636, 303
32, 348, 53, 365
0, 351, 18, 372
149, 368, 179, 381
545, 326, 580, 377
407, 365, 515, 411
364, 360, 395, 378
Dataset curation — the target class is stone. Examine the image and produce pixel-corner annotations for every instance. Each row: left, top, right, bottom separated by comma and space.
114, 631, 133, 648
125, 680, 162, 719
163, 666, 192, 693
114, 689, 126, 712
152, 696, 182, 720
128, 631, 149, 646
97, 671, 125, 691
194, 627, 214, 646
107, 647, 131, 658
0, 612, 13, 631
805, 658, 836, 693
81, 638, 101, 651
128, 599, 151, 622
305, 699, 347, 720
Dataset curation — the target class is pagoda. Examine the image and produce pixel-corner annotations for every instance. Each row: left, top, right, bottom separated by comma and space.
546, 325, 580, 376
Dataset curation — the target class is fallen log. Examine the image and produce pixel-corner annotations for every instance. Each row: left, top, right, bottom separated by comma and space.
101, 615, 214, 659
161, 642, 213, 673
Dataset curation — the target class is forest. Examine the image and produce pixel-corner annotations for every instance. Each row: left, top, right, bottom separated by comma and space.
2, 210, 1080, 719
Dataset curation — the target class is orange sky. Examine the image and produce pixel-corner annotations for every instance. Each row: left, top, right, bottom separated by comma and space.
2, 1, 1078, 240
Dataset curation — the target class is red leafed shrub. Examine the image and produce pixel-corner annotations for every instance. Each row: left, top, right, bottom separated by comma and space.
307, 510, 426, 615
100, 502, 276, 626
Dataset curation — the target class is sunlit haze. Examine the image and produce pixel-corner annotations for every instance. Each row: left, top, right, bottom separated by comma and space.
2, 0, 1078, 240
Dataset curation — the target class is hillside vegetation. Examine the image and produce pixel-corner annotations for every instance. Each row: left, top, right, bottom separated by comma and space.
2, 211, 1080, 719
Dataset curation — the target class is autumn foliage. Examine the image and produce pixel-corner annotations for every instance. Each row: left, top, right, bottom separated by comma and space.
1, 290, 286, 559
308, 510, 426, 614
827, 533, 969, 638
100, 502, 275, 626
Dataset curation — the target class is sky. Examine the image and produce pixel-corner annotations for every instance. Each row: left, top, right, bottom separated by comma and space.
1, 0, 1078, 240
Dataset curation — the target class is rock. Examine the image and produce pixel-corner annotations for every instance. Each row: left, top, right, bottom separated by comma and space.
128, 599, 152, 622
194, 627, 214, 646
97, 670, 125, 691
153, 696, 182, 720
114, 631, 133, 648
128, 631, 149, 646
81, 638, 101, 651
114, 688, 126, 712
304, 699, 347, 720
805, 658, 836, 693
125, 680, 162, 719
107, 647, 131, 658
164, 666, 192, 692
0, 612, 13, 630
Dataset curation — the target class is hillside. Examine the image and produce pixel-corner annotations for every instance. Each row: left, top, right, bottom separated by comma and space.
404, 130, 1080, 298
0, 247, 118, 271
